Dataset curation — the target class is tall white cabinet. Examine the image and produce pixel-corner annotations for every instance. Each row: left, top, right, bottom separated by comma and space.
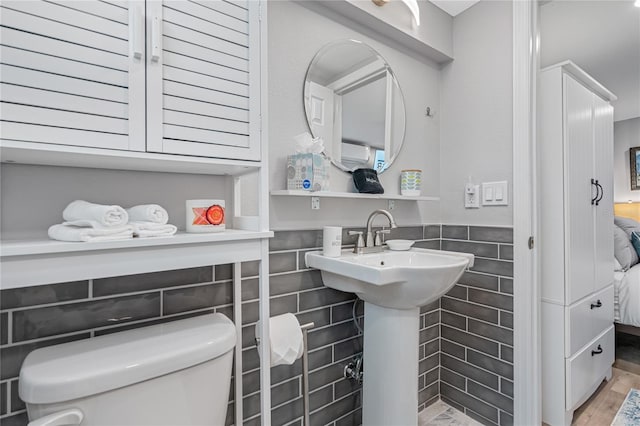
539, 62, 616, 426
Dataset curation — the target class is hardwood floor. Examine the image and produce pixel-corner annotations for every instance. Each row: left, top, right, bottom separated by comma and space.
571, 332, 640, 426
571, 367, 640, 425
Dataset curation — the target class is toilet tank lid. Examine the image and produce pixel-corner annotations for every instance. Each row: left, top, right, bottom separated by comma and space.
19, 313, 236, 404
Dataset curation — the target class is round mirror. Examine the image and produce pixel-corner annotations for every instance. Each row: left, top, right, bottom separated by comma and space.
303, 40, 406, 173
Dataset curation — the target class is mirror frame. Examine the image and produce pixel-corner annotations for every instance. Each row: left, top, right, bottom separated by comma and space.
303, 39, 407, 174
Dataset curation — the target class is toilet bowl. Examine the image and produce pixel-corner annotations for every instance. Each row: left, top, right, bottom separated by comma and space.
19, 313, 236, 426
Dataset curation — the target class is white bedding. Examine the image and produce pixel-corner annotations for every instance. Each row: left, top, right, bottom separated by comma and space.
615, 264, 640, 327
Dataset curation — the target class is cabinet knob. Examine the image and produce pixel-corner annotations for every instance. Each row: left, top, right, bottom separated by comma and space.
591, 344, 603, 356
590, 300, 602, 309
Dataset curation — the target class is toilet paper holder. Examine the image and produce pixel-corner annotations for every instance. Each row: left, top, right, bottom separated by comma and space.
255, 322, 315, 426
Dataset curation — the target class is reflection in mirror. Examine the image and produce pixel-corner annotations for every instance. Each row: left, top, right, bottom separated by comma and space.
303, 40, 406, 173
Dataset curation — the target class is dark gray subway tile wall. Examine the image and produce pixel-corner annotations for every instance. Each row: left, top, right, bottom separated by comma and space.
0, 281, 89, 310
439, 225, 514, 426
0, 224, 511, 426
268, 226, 440, 426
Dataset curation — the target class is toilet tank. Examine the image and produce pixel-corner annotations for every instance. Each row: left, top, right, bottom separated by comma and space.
19, 313, 236, 426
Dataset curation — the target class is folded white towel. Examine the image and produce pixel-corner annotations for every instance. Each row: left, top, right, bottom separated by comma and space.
126, 204, 169, 224
63, 200, 128, 227
48, 224, 134, 242
64, 219, 118, 229
130, 221, 177, 238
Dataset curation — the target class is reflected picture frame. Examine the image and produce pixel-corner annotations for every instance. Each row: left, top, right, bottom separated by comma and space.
631, 147, 640, 190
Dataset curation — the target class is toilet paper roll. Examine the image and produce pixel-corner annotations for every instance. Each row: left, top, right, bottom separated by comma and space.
255, 313, 304, 367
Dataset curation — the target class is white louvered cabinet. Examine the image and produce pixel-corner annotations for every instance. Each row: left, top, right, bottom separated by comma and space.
0, 0, 261, 163
0, 0, 145, 151
146, 0, 260, 160
539, 61, 616, 426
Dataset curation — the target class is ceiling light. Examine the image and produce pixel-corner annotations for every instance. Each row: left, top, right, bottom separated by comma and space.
372, 0, 421, 26
635, 0, 640, 7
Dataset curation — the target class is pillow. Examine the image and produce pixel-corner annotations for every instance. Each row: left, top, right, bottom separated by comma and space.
614, 257, 623, 272
632, 231, 640, 260
614, 225, 635, 271
615, 216, 640, 238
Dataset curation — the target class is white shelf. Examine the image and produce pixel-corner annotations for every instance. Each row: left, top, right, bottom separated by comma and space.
271, 190, 439, 201
1, 230, 273, 257
297, 1, 453, 64
0, 140, 261, 176
0, 230, 273, 289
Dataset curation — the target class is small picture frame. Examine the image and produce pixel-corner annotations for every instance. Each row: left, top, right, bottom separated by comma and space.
631, 147, 640, 191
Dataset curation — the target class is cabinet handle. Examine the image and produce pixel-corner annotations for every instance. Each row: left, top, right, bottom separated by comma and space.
595, 181, 604, 205
591, 344, 603, 356
591, 179, 601, 205
130, 4, 143, 60
151, 14, 161, 63
590, 300, 602, 309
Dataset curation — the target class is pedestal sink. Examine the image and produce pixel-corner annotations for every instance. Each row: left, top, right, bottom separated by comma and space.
305, 248, 474, 426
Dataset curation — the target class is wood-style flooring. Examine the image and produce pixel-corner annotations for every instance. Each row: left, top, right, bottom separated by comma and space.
571, 367, 640, 425
571, 332, 640, 426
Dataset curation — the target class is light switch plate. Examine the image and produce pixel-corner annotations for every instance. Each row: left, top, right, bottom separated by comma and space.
482, 181, 508, 206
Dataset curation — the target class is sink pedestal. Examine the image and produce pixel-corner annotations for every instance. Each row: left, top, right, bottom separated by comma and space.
362, 302, 420, 426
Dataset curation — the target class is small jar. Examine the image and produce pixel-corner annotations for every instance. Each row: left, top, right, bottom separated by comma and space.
400, 170, 422, 196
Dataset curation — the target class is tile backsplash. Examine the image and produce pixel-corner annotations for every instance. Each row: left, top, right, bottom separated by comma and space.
0, 224, 512, 426
439, 225, 514, 426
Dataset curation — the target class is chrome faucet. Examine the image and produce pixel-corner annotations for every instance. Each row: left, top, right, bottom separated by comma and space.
365, 209, 397, 247
348, 209, 398, 254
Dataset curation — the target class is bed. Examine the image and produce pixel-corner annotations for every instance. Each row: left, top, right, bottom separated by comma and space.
615, 265, 640, 331
614, 216, 640, 336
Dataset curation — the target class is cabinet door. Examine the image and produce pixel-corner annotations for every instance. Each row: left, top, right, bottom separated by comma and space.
0, 1, 144, 150
564, 74, 596, 304
593, 95, 614, 291
146, 0, 260, 161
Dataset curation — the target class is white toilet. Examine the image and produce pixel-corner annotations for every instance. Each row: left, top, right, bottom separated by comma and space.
19, 313, 236, 426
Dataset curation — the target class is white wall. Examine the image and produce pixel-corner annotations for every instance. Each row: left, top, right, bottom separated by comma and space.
0, 164, 232, 239
539, 1, 640, 122
613, 117, 640, 203
268, 1, 442, 230
439, 0, 513, 226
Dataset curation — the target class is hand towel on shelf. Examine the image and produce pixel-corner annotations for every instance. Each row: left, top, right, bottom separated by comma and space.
126, 204, 169, 224
48, 224, 134, 242
130, 222, 177, 238
64, 219, 120, 229
62, 200, 128, 227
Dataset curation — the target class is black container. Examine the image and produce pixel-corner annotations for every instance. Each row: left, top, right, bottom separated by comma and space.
352, 168, 384, 194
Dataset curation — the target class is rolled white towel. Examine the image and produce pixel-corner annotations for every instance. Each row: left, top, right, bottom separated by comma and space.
48, 224, 134, 242
63, 200, 128, 227
130, 222, 177, 238
126, 204, 169, 224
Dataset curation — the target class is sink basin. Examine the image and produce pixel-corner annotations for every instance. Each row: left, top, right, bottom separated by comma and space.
305, 248, 474, 309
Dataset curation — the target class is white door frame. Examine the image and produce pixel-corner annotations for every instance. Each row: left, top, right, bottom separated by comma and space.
513, 1, 541, 424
